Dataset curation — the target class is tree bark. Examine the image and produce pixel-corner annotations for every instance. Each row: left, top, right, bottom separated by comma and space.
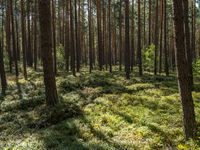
172, 0, 196, 140
38, 0, 58, 106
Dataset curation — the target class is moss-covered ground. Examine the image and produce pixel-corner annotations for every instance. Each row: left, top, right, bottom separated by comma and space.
0, 68, 200, 149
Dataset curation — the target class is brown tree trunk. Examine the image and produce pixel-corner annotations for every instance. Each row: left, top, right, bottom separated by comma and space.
0, 0, 7, 95
70, 0, 76, 76
65, 0, 70, 72
125, 0, 130, 79
159, 0, 164, 74
154, 0, 159, 75
6, 0, 12, 73
88, 0, 93, 73
10, 0, 19, 77
75, 0, 80, 72
33, 0, 38, 71
27, 0, 33, 67
97, 0, 103, 71
108, 0, 112, 73
38, 0, 58, 106
131, 0, 135, 70
172, 0, 196, 140
183, 0, 193, 88
148, 0, 151, 45
164, 0, 169, 76
138, 0, 143, 76
51, 0, 57, 75
21, 0, 27, 79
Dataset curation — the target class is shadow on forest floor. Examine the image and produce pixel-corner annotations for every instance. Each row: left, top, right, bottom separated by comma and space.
1, 69, 200, 149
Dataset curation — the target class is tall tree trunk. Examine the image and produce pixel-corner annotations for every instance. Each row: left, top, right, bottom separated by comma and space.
164, 0, 169, 76
38, 0, 58, 106
10, 0, 19, 77
108, 0, 112, 73
33, 0, 38, 71
27, 0, 33, 67
75, 0, 80, 72
21, 0, 27, 79
88, 0, 93, 73
15, 1, 20, 61
143, 0, 146, 47
183, 0, 193, 88
51, 0, 57, 75
6, 0, 12, 73
65, 0, 70, 72
97, 0, 103, 71
0, 2, 7, 95
119, 0, 122, 71
125, 0, 130, 79
172, 0, 196, 140
159, 0, 164, 74
131, 0, 135, 70
70, 0, 76, 76
154, 0, 159, 75
138, 0, 143, 76
148, 0, 151, 45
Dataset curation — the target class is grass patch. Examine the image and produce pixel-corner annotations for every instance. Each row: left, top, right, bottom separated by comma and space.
0, 69, 200, 149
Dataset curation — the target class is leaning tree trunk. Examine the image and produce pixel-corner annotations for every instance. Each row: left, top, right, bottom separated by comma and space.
172, 0, 196, 140
38, 0, 58, 106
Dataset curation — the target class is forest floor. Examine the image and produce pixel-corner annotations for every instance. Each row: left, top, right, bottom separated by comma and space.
0, 68, 200, 150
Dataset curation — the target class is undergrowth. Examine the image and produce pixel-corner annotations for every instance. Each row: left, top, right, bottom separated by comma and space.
0, 68, 200, 150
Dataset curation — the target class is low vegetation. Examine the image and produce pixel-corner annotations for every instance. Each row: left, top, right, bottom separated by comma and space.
1, 68, 200, 149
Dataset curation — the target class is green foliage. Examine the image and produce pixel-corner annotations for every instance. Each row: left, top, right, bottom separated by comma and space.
143, 44, 155, 71
193, 59, 200, 74
56, 45, 65, 70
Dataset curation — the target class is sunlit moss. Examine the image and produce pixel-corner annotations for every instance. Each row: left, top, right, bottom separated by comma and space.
0, 69, 200, 149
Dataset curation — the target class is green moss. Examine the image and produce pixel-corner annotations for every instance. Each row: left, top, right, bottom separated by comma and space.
0, 69, 200, 149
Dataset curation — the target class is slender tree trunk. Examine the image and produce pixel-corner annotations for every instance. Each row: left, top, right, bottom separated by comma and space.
108, 0, 112, 73
15, 1, 20, 61
27, 0, 33, 67
138, 0, 143, 76
119, 0, 122, 71
51, 0, 57, 75
97, 0, 103, 71
148, 0, 151, 45
125, 0, 130, 79
10, 0, 19, 77
154, 0, 159, 75
70, 0, 76, 76
159, 0, 164, 74
88, 0, 93, 73
6, 0, 12, 73
143, 0, 146, 47
0, 3, 7, 95
65, 0, 70, 72
131, 0, 135, 70
164, 0, 169, 76
34, 0, 38, 71
21, 0, 27, 79
75, 0, 80, 72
